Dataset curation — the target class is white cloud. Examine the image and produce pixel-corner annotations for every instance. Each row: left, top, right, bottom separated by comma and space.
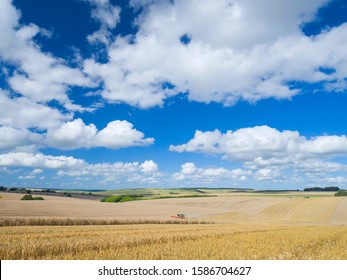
57, 158, 160, 183
319, 176, 347, 184
170, 126, 296, 161
0, 0, 107, 157
1, 150, 345, 188
0, 126, 43, 152
170, 130, 222, 154
0, 151, 160, 185
17, 168, 44, 180
254, 168, 284, 181
0, 0, 95, 109
96, 120, 154, 149
131, 0, 328, 49
18, 175, 35, 180
0, 150, 249, 186
3, 0, 346, 111
170, 126, 347, 164
56, 161, 140, 177
86, 0, 121, 44
0, 90, 71, 130
87, 0, 121, 29
0, 152, 160, 184
0, 152, 86, 169
296, 160, 347, 174
45, 119, 154, 150
173, 162, 251, 182
181, 162, 198, 175
140, 160, 158, 173
45, 119, 98, 150
300, 135, 347, 155
83, 56, 168, 108
0, 88, 153, 151
83, 0, 347, 108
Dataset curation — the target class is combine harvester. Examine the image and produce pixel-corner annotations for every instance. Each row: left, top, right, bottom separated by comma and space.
171, 213, 185, 219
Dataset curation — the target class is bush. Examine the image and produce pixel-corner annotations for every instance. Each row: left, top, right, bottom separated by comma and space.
21, 194, 33, 200
335, 190, 347, 197
20, 194, 44, 200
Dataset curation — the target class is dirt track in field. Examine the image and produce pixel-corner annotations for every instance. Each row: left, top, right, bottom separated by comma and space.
1, 193, 346, 225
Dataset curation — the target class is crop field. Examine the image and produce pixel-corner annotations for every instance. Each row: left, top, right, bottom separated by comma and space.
1, 192, 346, 224
1, 224, 346, 260
0, 191, 346, 260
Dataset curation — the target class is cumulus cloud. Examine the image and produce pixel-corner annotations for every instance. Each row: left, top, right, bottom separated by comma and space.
0, 90, 71, 130
0, 0, 104, 155
45, 119, 97, 150
0, 89, 153, 151
0, 0, 95, 108
57, 161, 139, 177
87, 0, 121, 28
171, 125, 347, 185
0, 152, 86, 169
83, 0, 347, 108
140, 160, 158, 173
173, 162, 251, 182
170, 130, 222, 154
96, 120, 154, 149
170, 126, 347, 163
0, 152, 158, 176
254, 168, 284, 181
0, 152, 160, 184
86, 0, 121, 44
3, 0, 346, 111
130, 0, 327, 49
181, 162, 198, 175
319, 176, 347, 184
296, 160, 347, 174
46, 119, 154, 150
0, 126, 43, 152
18, 168, 44, 180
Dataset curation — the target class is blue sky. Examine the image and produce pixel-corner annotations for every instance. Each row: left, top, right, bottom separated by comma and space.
1, 0, 347, 190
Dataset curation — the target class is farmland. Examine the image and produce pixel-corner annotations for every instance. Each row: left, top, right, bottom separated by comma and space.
1, 224, 346, 260
0, 190, 346, 260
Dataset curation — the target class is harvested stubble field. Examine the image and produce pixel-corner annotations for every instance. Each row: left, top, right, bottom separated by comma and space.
0, 192, 346, 260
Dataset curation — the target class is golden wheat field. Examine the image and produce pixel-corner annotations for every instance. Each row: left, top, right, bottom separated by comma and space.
0, 192, 346, 260
1, 223, 346, 260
